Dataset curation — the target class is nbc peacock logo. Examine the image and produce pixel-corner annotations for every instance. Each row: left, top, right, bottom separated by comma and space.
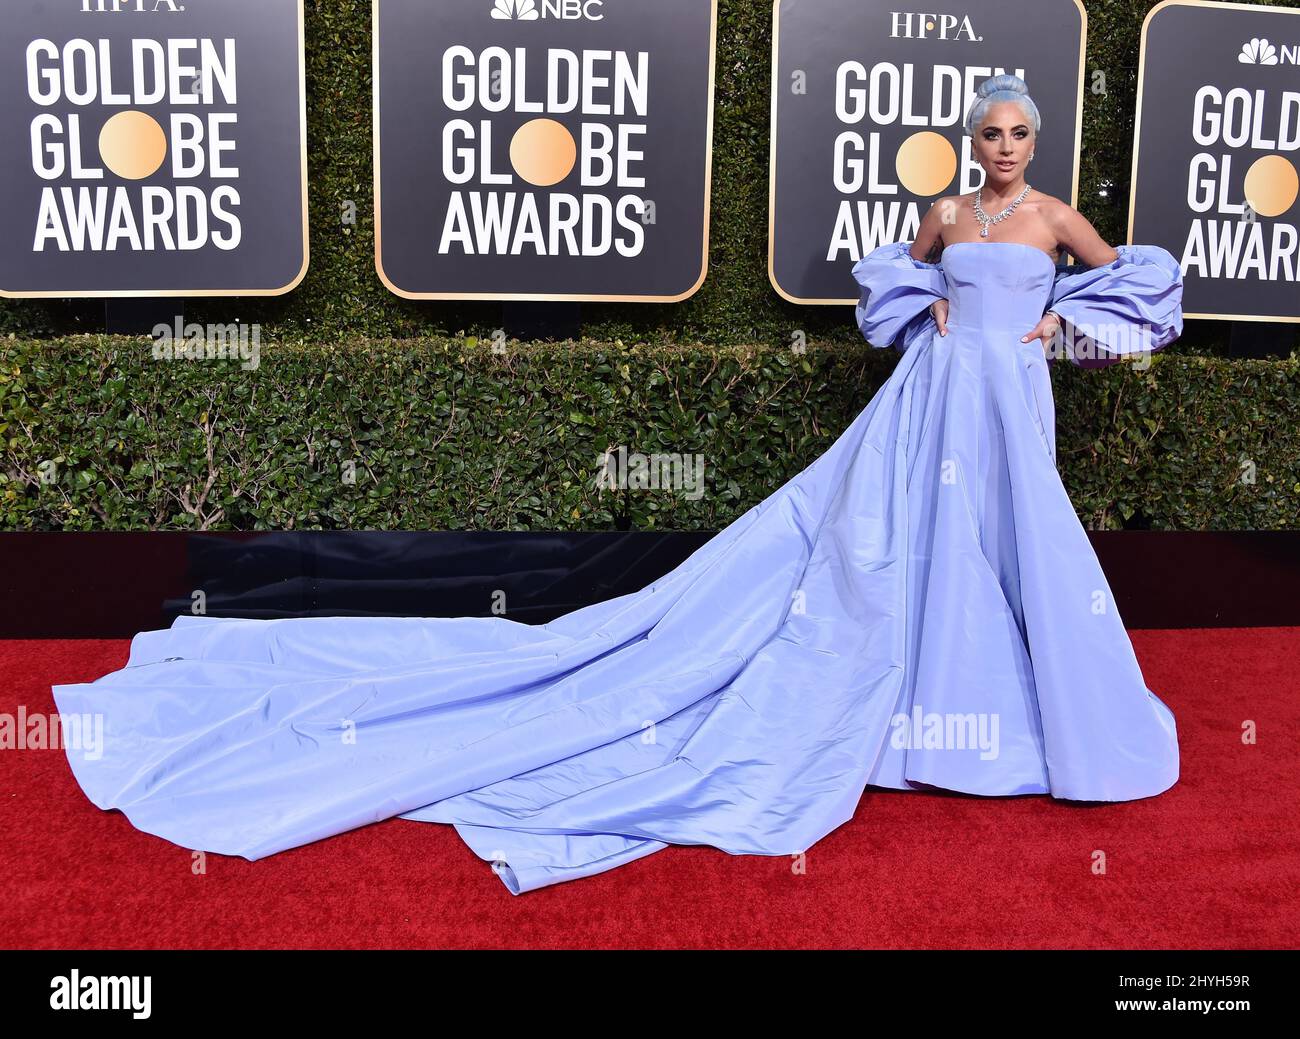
1239, 37, 1277, 64
492, 0, 540, 19
489, 0, 606, 21
1237, 36, 1299, 65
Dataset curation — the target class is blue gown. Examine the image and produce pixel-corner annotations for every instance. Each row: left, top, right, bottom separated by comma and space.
51, 239, 1184, 895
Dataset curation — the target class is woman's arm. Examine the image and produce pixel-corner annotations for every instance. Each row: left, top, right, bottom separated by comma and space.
905, 198, 953, 333
909, 197, 953, 265
1047, 201, 1120, 267
1021, 202, 1121, 355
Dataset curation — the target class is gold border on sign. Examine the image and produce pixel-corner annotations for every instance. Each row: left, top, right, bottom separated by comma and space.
769, 0, 1091, 305
372, 0, 719, 302
0, 0, 311, 300
1128, 0, 1300, 324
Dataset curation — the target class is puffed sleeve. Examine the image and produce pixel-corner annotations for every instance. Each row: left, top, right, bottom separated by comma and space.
850, 241, 947, 354
1046, 245, 1184, 368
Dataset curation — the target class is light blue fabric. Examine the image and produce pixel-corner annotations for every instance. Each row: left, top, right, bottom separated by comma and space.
52, 239, 1182, 895
1045, 244, 1184, 368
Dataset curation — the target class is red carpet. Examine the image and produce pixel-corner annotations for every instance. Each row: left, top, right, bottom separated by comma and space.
1, 629, 1296, 949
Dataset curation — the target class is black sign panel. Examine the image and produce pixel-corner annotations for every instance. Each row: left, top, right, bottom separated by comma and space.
373, 0, 717, 301
1130, 0, 1300, 322
769, 0, 1085, 304
0, 0, 308, 298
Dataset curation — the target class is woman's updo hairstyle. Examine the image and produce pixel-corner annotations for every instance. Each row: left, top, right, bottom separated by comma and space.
962, 74, 1041, 137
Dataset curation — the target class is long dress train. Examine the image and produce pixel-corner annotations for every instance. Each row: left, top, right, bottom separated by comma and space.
51, 238, 1184, 895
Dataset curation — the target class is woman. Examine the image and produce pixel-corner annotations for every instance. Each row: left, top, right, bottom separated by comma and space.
849, 72, 1182, 800
52, 76, 1182, 896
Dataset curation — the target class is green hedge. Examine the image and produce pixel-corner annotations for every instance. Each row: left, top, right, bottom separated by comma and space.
1, 336, 1296, 531
0, 0, 1296, 360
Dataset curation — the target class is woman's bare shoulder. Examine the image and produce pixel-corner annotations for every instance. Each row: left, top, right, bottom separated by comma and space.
925, 192, 972, 224
935, 191, 973, 208
1029, 193, 1084, 232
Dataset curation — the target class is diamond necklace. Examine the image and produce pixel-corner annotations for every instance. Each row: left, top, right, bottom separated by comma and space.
973, 183, 1031, 237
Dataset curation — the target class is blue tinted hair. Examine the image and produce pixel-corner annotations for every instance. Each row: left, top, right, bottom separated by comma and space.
963, 74, 1041, 137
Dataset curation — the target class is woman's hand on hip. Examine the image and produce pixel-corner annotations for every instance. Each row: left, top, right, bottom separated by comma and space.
931, 298, 949, 337
1022, 310, 1062, 357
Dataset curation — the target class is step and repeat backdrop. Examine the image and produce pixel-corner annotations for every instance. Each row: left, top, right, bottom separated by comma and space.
0, 0, 1295, 323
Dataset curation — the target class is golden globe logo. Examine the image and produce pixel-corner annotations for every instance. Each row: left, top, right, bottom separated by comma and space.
490, 0, 606, 22
436, 45, 648, 255
25, 37, 243, 252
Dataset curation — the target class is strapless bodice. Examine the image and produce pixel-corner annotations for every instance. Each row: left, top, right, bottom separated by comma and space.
851, 237, 1183, 368
939, 241, 1057, 333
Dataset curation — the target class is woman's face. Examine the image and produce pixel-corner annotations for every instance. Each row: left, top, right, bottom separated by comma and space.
971, 101, 1035, 186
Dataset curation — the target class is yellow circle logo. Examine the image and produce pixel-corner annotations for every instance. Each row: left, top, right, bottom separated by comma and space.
98, 111, 167, 180
896, 131, 957, 197
510, 118, 576, 187
1243, 154, 1299, 218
